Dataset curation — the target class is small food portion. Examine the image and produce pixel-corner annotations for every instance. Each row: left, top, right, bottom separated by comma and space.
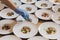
41, 3, 47, 7
26, 0, 32, 2
46, 27, 56, 34
7, 12, 14, 16
57, 17, 60, 21
42, 13, 49, 17
2, 24, 11, 30
58, 8, 60, 12
21, 26, 31, 34
26, 7, 32, 11
55, 0, 60, 3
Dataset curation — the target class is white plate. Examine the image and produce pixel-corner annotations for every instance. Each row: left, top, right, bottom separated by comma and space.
0, 20, 16, 34
0, 3, 5, 10
13, 21, 38, 38
38, 22, 60, 39
52, 5, 60, 13
0, 8, 19, 19
51, 13, 60, 24
12, 0, 21, 7
28, 36, 49, 40
21, 0, 37, 4
19, 4, 37, 14
0, 35, 22, 40
49, 0, 60, 4
35, 1, 53, 9
35, 9, 52, 20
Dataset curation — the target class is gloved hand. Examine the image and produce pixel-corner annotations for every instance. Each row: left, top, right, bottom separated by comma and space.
14, 8, 30, 21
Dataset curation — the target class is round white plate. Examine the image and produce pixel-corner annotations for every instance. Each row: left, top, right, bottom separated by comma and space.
29, 14, 38, 24
0, 20, 16, 34
28, 36, 49, 40
51, 13, 60, 24
21, 0, 37, 4
35, 9, 52, 20
52, 5, 60, 13
49, 0, 60, 4
12, 0, 21, 7
19, 4, 37, 14
13, 21, 38, 38
38, 22, 60, 39
0, 3, 5, 10
0, 35, 22, 40
0, 8, 19, 19
35, 1, 53, 9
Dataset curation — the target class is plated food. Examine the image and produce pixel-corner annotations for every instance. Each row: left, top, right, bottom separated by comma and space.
35, 9, 52, 20
28, 36, 49, 40
35, 1, 53, 8
38, 22, 60, 39
0, 20, 16, 34
12, 0, 21, 7
13, 21, 38, 38
0, 35, 22, 40
52, 5, 60, 13
49, 0, 60, 4
0, 8, 19, 19
21, 0, 37, 4
19, 4, 37, 13
51, 13, 60, 24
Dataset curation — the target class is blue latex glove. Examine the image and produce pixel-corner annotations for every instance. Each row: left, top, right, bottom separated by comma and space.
14, 8, 30, 21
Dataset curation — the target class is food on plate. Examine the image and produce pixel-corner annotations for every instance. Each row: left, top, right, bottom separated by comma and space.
13, 21, 38, 38
19, 4, 37, 13
55, 0, 60, 3
26, 0, 32, 2
7, 12, 14, 16
35, 9, 52, 20
0, 20, 17, 34
2, 24, 11, 30
21, 26, 31, 34
41, 3, 47, 7
46, 27, 56, 34
26, 7, 32, 11
35, 1, 53, 8
42, 13, 49, 17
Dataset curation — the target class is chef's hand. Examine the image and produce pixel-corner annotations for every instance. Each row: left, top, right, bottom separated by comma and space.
14, 8, 30, 21
1, 0, 30, 21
